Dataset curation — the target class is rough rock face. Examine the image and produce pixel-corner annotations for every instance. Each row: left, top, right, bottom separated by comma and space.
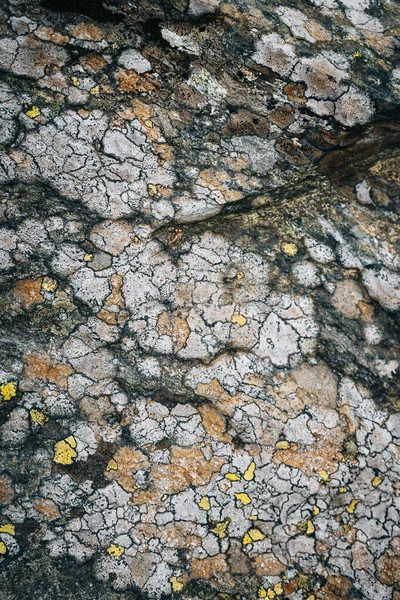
0, 0, 399, 598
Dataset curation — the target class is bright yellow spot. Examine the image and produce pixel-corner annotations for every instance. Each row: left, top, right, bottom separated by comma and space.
249, 514, 258, 520
42, 277, 57, 292
281, 242, 298, 256
147, 183, 158, 196
90, 86, 100, 96
274, 583, 283, 596
243, 461, 256, 481
353, 51, 362, 57
71, 76, 80, 87
306, 520, 315, 535
107, 544, 124, 557
307, 596, 316, 600
242, 527, 265, 545
342, 524, 351, 534
312, 505, 320, 516
26, 106, 40, 119
53, 436, 77, 465
30, 408, 48, 426
0, 524, 15, 535
211, 518, 230, 539
372, 476, 382, 487
236, 271, 244, 279
144, 119, 153, 128
0, 382, 17, 402
225, 473, 241, 481
298, 520, 314, 534
347, 499, 360, 514
170, 576, 184, 593
106, 459, 118, 471
258, 587, 267, 598
318, 469, 330, 482
198, 496, 211, 511
275, 440, 290, 450
161, 494, 168, 501
339, 487, 348, 493
234, 492, 251, 506
84, 253, 93, 262
231, 312, 247, 327
267, 589, 275, 599
0, 541, 6, 555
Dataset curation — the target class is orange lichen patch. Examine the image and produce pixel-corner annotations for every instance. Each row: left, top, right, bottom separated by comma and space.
0, 475, 15, 505
69, 23, 104, 41
34, 25, 69, 46
34, 498, 61, 521
14, 278, 43, 307
105, 447, 150, 492
190, 554, 229, 580
79, 54, 107, 73
24, 353, 73, 389
195, 379, 244, 416
305, 19, 331, 41
273, 439, 341, 476
116, 69, 156, 93
284, 82, 307, 103
198, 405, 231, 442
376, 539, 400, 585
132, 447, 225, 502
254, 553, 286, 577
157, 312, 190, 352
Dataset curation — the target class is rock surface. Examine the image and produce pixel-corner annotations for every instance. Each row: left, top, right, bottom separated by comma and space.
0, 0, 399, 598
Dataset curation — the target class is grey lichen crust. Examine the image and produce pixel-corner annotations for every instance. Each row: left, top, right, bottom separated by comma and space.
0, 0, 399, 598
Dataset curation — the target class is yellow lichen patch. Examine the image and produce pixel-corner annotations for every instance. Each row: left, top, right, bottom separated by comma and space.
312, 505, 320, 516
281, 242, 298, 256
90, 86, 99, 95
71, 76, 80, 87
210, 518, 230, 539
231, 311, 247, 327
249, 514, 258, 520
275, 440, 290, 450
258, 587, 267, 598
266, 588, 275, 599
106, 459, 118, 471
107, 544, 125, 557
339, 487, 348, 493
225, 472, 241, 481
0, 541, 6, 555
307, 596, 316, 600
29, 408, 48, 426
198, 496, 211, 511
53, 436, 77, 465
372, 476, 382, 487
234, 492, 251, 505
145, 119, 153, 128
274, 583, 283, 595
243, 461, 256, 481
0, 382, 17, 402
41, 277, 57, 292
347, 499, 360, 514
242, 527, 265, 545
298, 520, 314, 534
236, 271, 244, 279
170, 576, 184, 593
147, 183, 158, 196
318, 469, 330, 482
84, 253, 93, 262
26, 106, 40, 119
0, 524, 15, 535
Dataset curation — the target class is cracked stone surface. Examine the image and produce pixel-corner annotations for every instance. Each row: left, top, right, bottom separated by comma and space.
0, 0, 399, 598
